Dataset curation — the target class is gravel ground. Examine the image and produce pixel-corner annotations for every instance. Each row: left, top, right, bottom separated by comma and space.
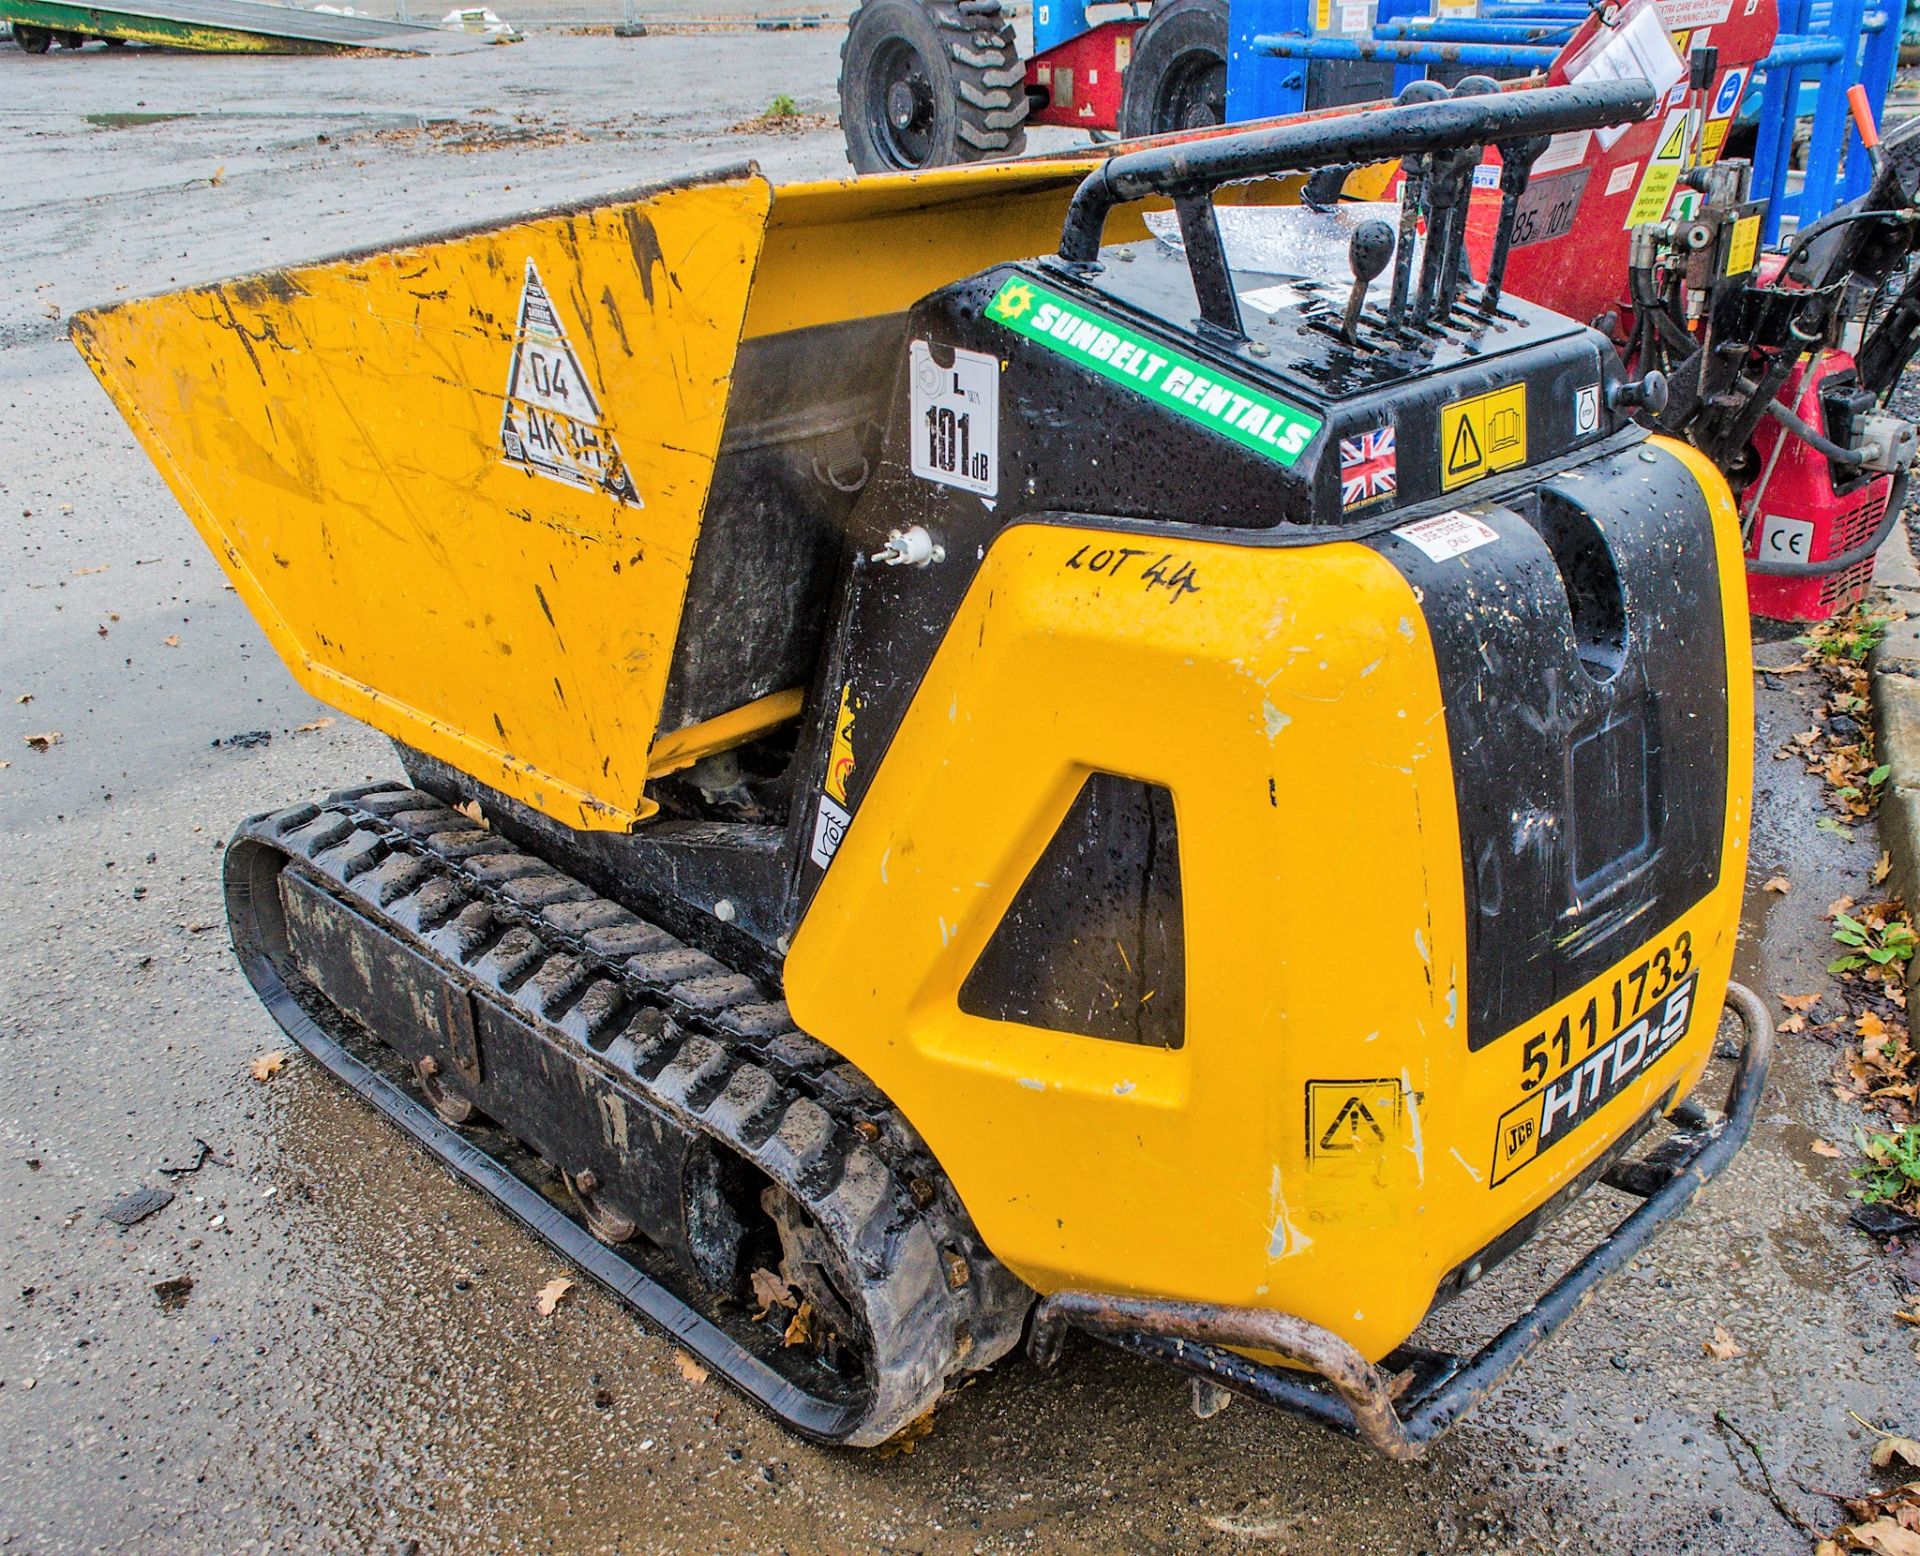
1, 31, 1917, 1556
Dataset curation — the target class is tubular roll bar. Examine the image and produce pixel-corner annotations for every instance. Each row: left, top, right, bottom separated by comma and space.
1055, 77, 1657, 266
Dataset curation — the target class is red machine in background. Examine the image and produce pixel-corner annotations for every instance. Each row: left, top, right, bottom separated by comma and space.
1429, 0, 1917, 621
1742, 350, 1909, 619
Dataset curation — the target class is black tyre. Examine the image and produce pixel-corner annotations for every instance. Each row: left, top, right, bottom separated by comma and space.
1118, 0, 1230, 139
14, 23, 53, 52
840, 0, 1028, 173
55, 29, 87, 46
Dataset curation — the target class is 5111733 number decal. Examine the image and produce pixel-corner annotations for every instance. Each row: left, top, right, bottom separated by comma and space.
1492, 937, 1701, 1186
1517, 929, 1693, 1091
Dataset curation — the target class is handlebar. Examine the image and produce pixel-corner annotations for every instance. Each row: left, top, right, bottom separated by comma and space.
1055, 78, 1659, 265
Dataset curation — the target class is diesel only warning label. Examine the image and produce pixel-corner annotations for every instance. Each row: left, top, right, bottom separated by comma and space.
1491, 973, 1699, 1186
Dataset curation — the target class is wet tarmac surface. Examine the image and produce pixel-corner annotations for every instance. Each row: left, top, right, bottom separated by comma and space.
2, 30, 1918, 1556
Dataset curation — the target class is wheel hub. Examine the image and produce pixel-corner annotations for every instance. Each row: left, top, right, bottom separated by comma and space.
887, 80, 922, 132
868, 36, 937, 167
1156, 52, 1227, 136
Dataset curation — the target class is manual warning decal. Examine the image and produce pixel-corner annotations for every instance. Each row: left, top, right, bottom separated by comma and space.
986, 276, 1322, 468
500, 259, 641, 506
1439, 383, 1527, 491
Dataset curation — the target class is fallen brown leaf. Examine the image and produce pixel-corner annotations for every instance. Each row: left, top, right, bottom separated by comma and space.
1782, 993, 1822, 1013
748, 1266, 793, 1317
535, 1275, 574, 1315
249, 1050, 285, 1082
1871, 1437, 1920, 1471
1850, 1517, 1920, 1556
1832, 896, 1859, 919
455, 798, 489, 830
673, 1351, 709, 1384
1861, 1011, 1890, 1042
1812, 1138, 1844, 1158
1763, 875, 1790, 894
1875, 852, 1895, 886
210, 165, 226, 186
1781, 1015, 1808, 1034
1704, 1324, 1744, 1360
24, 732, 61, 752
782, 1298, 816, 1349
72, 565, 108, 577
162, 635, 180, 648
13, 693, 29, 705
295, 717, 335, 734
875, 1409, 935, 1459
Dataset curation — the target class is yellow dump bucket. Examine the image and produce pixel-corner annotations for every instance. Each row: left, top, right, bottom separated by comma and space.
74, 153, 1343, 831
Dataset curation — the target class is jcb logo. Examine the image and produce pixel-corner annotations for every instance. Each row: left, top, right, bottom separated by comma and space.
1505, 1117, 1535, 1159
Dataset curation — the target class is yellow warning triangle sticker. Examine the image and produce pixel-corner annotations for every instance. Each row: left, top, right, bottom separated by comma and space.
1447, 414, 1483, 476
1656, 117, 1688, 162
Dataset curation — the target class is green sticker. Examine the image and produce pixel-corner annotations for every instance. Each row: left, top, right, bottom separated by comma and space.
986, 275, 1323, 468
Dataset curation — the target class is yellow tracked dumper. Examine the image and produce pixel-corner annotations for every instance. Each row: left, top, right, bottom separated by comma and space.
76, 79, 1771, 1455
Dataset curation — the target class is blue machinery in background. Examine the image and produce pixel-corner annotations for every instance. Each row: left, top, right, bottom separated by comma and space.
1213, 0, 1898, 240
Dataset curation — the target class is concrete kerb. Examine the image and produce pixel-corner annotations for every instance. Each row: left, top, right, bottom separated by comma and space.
1868, 520, 1920, 967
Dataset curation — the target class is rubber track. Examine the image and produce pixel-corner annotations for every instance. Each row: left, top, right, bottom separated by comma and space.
240, 783, 1031, 1446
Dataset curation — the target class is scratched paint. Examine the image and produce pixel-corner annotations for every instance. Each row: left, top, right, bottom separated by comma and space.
74, 174, 774, 832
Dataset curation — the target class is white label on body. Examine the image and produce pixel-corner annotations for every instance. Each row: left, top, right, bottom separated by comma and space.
1393, 512, 1501, 563
1759, 513, 1816, 563
909, 340, 999, 497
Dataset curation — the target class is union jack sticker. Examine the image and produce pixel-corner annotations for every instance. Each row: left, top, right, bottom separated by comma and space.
1340, 425, 1396, 510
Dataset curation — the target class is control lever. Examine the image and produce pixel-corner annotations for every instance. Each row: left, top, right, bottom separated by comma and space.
1342, 220, 1396, 342
1387, 79, 1449, 330
1685, 46, 1718, 173
1302, 164, 1356, 211
1415, 141, 1478, 327
1481, 131, 1551, 310
1433, 76, 1499, 323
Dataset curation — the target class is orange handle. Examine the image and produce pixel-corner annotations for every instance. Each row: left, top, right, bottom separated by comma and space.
1849, 84, 1880, 150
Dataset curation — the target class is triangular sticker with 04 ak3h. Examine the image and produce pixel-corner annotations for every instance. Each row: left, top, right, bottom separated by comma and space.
499, 259, 641, 507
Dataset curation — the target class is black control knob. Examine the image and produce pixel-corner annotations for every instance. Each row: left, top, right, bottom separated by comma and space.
1342, 219, 1397, 341
1609, 369, 1670, 417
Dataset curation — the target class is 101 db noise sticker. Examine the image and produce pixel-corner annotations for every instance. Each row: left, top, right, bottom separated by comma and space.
910, 341, 998, 497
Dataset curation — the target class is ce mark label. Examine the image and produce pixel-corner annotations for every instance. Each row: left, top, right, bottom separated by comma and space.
1759, 513, 1816, 563
1305, 1078, 1405, 1165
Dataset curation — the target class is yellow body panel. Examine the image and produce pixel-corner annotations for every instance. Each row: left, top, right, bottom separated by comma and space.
785, 453, 1750, 1359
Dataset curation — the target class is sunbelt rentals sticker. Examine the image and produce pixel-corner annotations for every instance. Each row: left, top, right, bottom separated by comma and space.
986, 277, 1322, 467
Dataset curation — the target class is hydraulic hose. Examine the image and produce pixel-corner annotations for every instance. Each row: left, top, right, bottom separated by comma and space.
1759, 391, 1868, 466
1746, 466, 1909, 576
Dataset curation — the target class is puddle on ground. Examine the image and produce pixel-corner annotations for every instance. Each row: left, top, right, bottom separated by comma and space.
85, 112, 193, 129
